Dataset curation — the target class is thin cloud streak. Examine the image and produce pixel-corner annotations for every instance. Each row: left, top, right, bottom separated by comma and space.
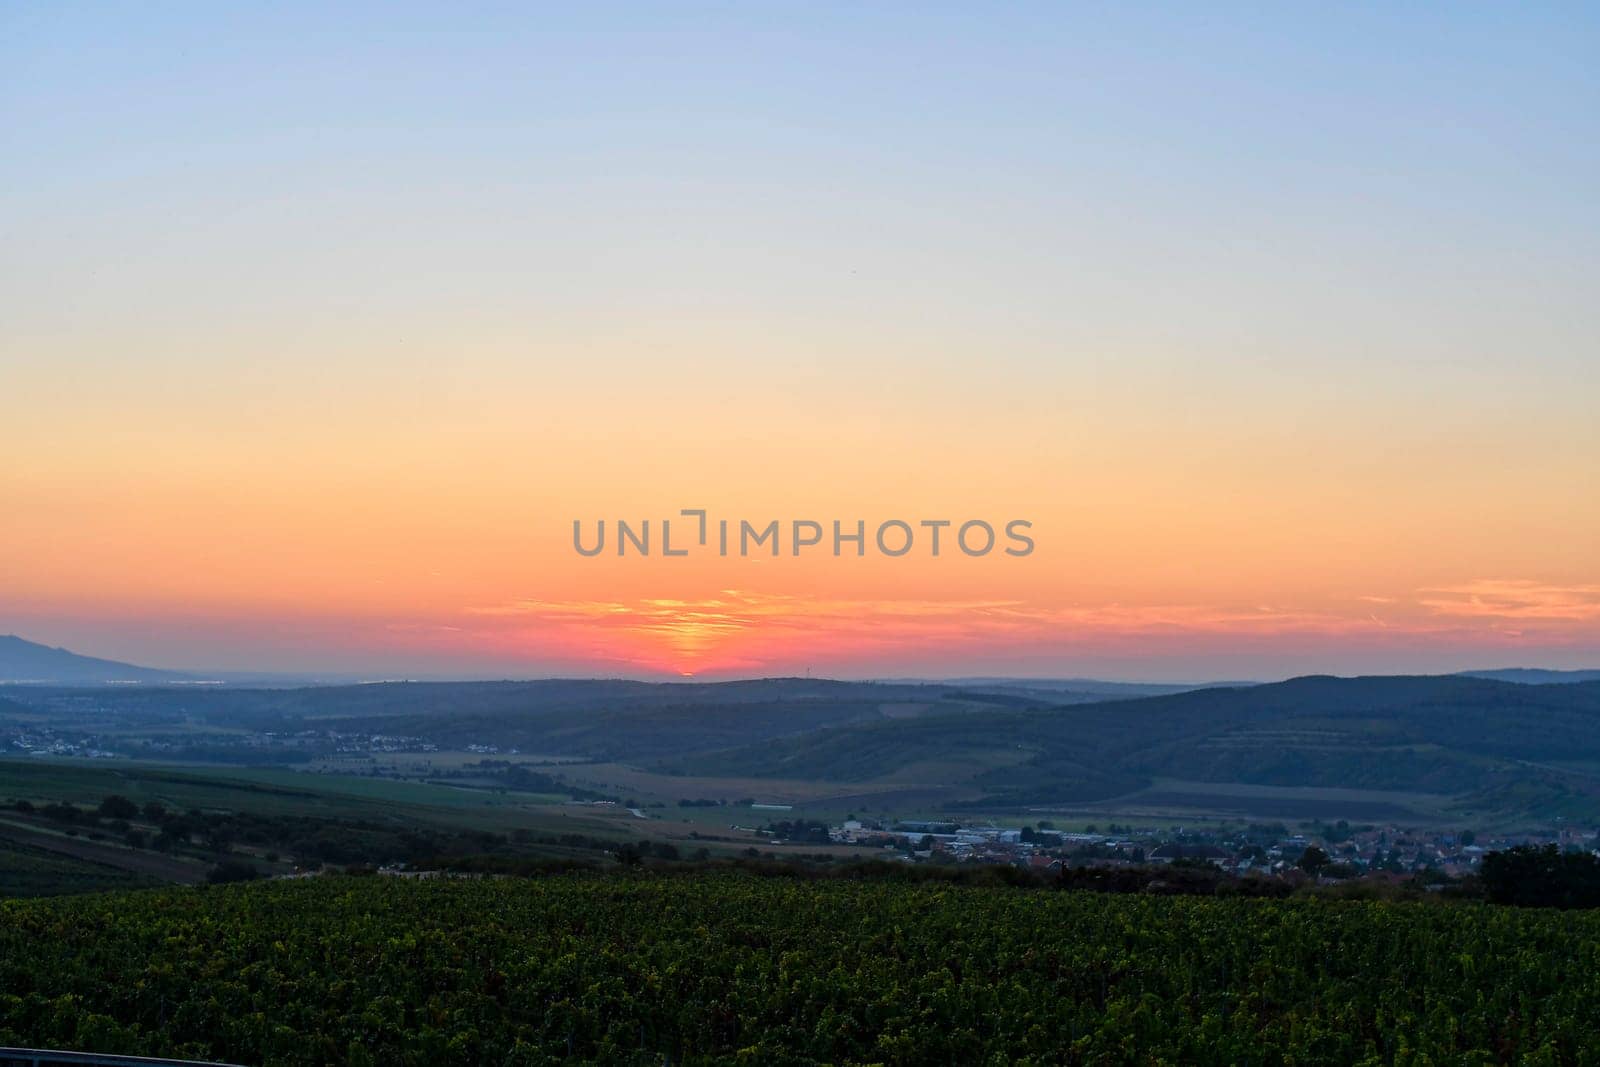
1420, 580, 1600, 622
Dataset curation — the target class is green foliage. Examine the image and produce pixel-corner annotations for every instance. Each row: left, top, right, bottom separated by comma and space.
1297, 845, 1331, 874
97, 795, 139, 820
1, 873, 1598, 1064
0, 839, 151, 898
205, 860, 262, 885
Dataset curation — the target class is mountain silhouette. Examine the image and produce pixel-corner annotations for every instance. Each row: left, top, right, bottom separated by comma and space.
0, 635, 189, 684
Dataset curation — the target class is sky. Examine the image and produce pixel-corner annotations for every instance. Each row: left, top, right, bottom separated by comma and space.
2, 4, 1597, 680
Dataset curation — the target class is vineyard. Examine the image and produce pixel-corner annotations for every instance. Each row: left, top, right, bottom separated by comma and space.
1, 873, 1598, 1065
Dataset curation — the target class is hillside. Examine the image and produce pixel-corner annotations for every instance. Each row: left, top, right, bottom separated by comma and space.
8, 670, 1600, 825
0, 677, 1063, 764
672, 675, 1600, 820
1459, 668, 1600, 684
880, 676, 1239, 701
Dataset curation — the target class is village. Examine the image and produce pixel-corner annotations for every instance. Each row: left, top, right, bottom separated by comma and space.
785, 815, 1600, 881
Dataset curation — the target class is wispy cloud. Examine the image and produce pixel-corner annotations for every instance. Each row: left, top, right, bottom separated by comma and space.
1420, 580, 1600, 622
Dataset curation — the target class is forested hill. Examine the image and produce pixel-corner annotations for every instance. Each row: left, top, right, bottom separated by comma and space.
673, 675, 1600, 815
0, 677, 1082, 762
1458, 668, 1600, 684
9, 670, 1600, 822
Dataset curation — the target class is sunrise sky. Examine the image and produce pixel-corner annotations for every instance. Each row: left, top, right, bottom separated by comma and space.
3, 5, 1597, 680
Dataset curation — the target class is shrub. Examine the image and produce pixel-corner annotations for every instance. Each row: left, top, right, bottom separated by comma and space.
205, 860, 262, 885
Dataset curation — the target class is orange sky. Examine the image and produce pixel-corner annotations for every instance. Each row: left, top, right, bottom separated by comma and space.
3, 7, 1597, 679
4, 386, 1595, 678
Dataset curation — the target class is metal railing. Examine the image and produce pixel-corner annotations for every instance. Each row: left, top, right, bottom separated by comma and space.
0, 1051, 243, 1067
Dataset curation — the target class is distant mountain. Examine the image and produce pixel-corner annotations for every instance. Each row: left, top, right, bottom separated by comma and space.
905, 677, 1256, 701
1457, 668, 1600, 685
0, 677, 1075, 761
0, 635, 189, 684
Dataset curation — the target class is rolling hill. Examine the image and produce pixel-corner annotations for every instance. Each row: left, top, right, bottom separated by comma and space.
8, 659, 1600, 825
669, 675, 1600, 822
0, 677, 1072, 764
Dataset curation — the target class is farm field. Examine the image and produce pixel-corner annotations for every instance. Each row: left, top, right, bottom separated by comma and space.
0, 759, 888, 896
0, 757, 1464, 838
0, 873, 1596, 1064
1037, 778, 1457, 824
0, 834, 157, 897
0, 758, 620, 839
0, 815, 206, 891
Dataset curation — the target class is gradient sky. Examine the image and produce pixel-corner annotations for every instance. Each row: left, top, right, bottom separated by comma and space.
3, 4, 1597, 680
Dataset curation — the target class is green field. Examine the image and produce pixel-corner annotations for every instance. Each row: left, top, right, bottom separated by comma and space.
0, 757, 639, 838
0, 835, 152, 897
0, 873, 1597, 1064
1, 758, 541, 817
0, 759, 846, 895
0, 759, 633, 895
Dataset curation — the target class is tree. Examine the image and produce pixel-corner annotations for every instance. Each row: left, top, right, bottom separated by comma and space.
205, 859, 261, 884
1296, 846, 1330, 875
1481, 845, 1600, 908
99, 795, 139, 819
42, 802, 79, 823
